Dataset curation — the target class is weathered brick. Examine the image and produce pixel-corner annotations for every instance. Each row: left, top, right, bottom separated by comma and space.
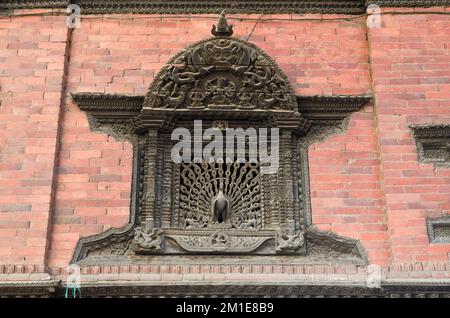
0, 205, 32, 212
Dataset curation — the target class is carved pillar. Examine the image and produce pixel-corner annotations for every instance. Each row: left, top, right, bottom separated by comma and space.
161, 133, 174, 228
259, 173, 269, 229
292, 138, 306, 232
267, 173, 280, 230
141, 130, 159, 228
279, 130, 295, 228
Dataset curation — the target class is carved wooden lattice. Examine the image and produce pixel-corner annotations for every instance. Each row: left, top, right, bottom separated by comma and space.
179, 161, 262, 230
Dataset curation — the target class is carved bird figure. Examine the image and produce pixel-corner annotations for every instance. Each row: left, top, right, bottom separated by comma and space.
211, 181, 232, 224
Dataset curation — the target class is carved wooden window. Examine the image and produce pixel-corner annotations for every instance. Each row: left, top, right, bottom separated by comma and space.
71, 14, 370, 264
427, 217, 450, 244
411, 125, 450, 167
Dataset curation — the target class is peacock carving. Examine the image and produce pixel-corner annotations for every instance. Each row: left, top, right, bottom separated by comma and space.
179, 161, 262, 230
211, 180, 232, 225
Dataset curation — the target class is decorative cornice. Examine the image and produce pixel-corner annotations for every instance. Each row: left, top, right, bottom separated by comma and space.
71, 93, 143, 113
0, 0, 68, 10
1, 280, 450, 297
76, 0, 365, 14
71, 94, 372, 121
58, 283, 387, 297
366, 0, 450, 7
3, 262, 450, 276
71, 283, 450, 298
2, 1, 449, 14
0, 1, 366, 14
1, 263, 449, 297
411, 125, 450, 139
0, 280, 59, 298
306, 226, 368, 262
297, 95, 371, 121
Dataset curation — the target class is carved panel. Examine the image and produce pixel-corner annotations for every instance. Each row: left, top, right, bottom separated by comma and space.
165, 230, 272, 253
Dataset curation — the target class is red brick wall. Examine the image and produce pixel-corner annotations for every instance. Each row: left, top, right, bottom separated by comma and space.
309, 105, 389, 265
0, 12, 68, 265
1, 9, 449, 270
368, 8, 450, 263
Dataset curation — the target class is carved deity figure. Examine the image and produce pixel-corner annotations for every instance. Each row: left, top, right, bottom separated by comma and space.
276, 221, 305, 253
239, 210, 258, 230
184, 210, 206, 229
134, 219, 164, 251
209, 231, 230, 251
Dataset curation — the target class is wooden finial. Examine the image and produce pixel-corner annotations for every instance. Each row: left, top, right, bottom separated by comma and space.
211, 11, 233, 37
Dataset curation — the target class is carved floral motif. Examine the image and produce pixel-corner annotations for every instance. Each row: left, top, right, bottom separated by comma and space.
166, 232, 271, 253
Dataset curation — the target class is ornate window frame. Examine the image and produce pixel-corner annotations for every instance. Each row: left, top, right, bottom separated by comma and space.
70, 14, 372, 265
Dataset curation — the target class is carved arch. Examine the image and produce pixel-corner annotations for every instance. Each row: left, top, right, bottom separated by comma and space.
70, 13, 371, 264
142, 36, 298, 112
